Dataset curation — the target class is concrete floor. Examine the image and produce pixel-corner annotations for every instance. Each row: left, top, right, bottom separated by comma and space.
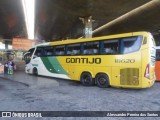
0, 71, 160, 120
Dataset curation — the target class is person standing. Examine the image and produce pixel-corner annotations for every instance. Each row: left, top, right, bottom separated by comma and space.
4, 59, 16, 74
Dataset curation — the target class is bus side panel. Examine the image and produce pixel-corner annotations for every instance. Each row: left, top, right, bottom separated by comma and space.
68, 65, 112, 82
37, 57, 71, 79
140, 34, 155, 88
141, 48, 155, 88
93, 66, 112, 82
66, 64, 94, 81
75, 65, 94, 80
111, 53, 142, 88
57, 56, 112, 81
111, 67, 121, 87
155, 61, 160, 81
141, 48, 150, 88
57, 57, 94, 80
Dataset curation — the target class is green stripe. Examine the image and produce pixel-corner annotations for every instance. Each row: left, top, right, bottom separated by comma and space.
41, 57, 69, 75
41, 57, 58, 73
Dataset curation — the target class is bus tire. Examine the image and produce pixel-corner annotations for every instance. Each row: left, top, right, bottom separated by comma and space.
80, 72, 94, 86
96, 73, 110, 88
33, 68, 38, 76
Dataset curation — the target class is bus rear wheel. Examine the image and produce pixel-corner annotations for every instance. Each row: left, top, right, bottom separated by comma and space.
80, 72, 94, 86
96, 73, 110, 88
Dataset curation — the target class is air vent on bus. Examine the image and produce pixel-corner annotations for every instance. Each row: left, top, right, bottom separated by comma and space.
120, 68, 139, 85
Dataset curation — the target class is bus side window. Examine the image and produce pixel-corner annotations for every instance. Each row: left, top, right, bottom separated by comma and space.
67, 44, 80, 55
143, 37, 147, 45
83, 42, 99, 55
55, 45, 65, 56
103, 40, 118, 54
44, 46, 54, 56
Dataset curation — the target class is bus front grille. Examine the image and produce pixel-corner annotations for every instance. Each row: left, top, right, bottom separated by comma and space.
120, 68, 139, 86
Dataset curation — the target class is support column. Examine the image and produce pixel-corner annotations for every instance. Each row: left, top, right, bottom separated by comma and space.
80, 16, 94, 38
5, 41, 8, 50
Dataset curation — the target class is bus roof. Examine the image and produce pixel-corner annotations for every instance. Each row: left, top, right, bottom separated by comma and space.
35, 31, 149, 48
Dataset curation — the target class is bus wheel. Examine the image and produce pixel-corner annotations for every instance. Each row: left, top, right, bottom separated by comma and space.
96, 74, 110, 88
80, 72, 94, 86
33, 68, 38, 76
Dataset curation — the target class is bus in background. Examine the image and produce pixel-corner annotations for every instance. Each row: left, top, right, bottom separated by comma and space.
155, 46, 160, 81
23, 31, 156, 88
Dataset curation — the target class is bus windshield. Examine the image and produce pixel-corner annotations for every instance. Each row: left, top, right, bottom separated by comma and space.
23, 48, 35, 64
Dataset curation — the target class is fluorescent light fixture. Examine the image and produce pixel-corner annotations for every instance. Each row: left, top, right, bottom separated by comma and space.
22, 0, 35, 39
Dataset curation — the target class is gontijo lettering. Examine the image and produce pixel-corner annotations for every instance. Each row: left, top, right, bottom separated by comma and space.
66, 58, 101, 64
